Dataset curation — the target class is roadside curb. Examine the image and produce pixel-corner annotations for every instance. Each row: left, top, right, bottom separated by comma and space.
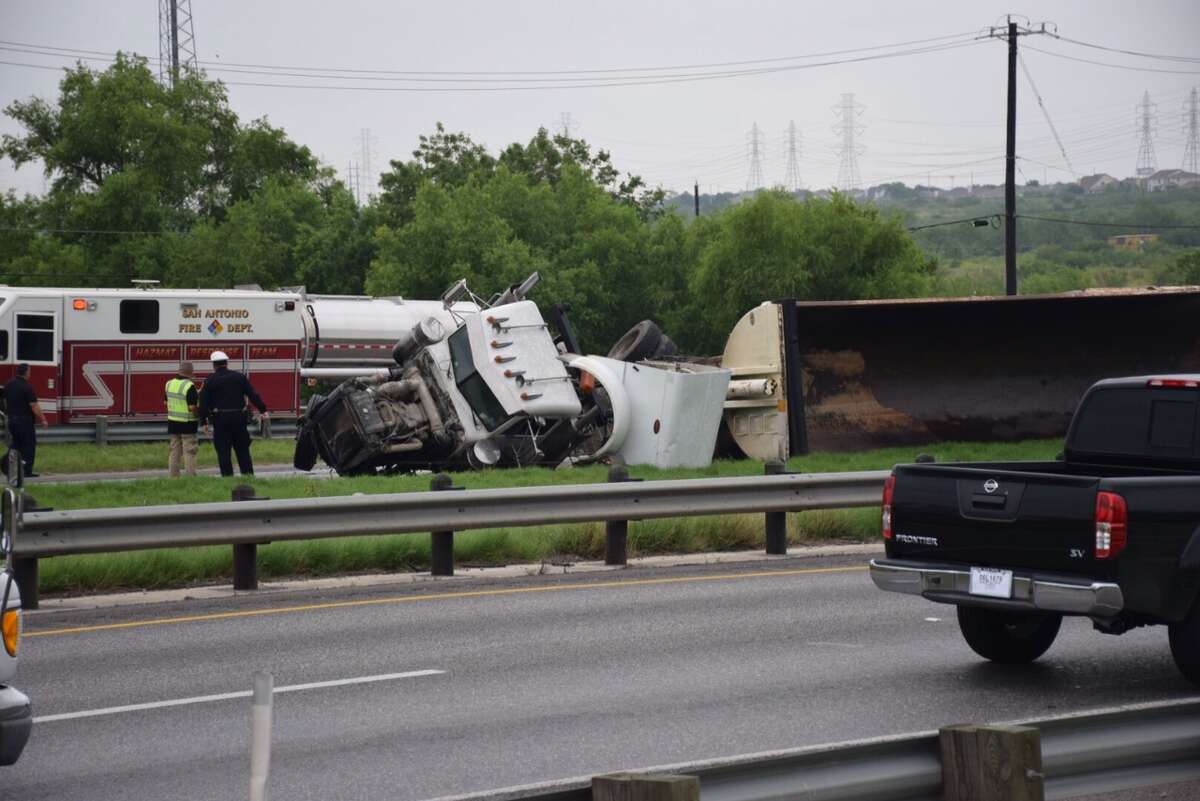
27, 543, 882, 615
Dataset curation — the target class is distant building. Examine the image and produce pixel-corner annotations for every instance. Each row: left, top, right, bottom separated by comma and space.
1144, 169, 1200, 191
1079, 173, 1118, 193
1108, 233, 1160, 251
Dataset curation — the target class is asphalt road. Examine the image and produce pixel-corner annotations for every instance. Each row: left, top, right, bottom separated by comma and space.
5, 555, 1198, 801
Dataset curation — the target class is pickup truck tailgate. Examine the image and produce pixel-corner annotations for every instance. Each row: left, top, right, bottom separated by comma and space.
887, 464, 1102, 575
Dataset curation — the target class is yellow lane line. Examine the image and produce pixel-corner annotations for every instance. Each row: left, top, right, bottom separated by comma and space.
27, 565, 869, 639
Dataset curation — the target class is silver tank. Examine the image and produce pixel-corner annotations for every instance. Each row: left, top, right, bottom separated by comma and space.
301, 295, 478, 368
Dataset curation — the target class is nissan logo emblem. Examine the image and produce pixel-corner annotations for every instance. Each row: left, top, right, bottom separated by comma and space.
983, 479, 1000, 494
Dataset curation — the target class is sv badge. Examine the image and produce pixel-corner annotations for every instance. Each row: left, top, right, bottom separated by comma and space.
1069, 548, 1085, 559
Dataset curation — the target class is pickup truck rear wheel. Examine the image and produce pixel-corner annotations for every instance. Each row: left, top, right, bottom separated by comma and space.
956, 606, 1062, 664
1168, 604, 1200, 685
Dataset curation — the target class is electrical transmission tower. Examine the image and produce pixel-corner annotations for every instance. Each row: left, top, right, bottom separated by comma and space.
158, 0, 197, 86
359, 129, 377, 199
783, 121, 802, 192
559, 112, 577, 138
746, 123, 765, 191
1135, 91, 1158, 179
833, 93, 864, 192
345, 163, 361, 205
1184, 87, 1200, 174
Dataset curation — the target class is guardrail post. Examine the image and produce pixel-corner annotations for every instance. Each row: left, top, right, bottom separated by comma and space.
259, 415, 272, 440
430, 474, 456, 577
593, 773, 699, 801
605, 465, 633, 566
95, 415, 109, 447
232, 485, 260, 591
940, 724, 1044, 801
764, 460, 789, 555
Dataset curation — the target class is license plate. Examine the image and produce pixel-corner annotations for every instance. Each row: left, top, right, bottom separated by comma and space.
969, 567, 1013, 599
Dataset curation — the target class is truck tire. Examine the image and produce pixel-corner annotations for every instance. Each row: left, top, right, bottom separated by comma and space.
956, 606, 1062, 664
608, 321, 663, 363
1169, 604, 1200, 685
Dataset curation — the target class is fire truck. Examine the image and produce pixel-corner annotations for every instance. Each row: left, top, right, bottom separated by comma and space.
0, 283, 467, 424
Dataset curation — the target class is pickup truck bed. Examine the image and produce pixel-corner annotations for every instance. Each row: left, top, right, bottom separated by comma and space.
869, 375, 1200, 684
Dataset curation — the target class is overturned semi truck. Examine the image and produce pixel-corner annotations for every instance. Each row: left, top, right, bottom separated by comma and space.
719, 286, 1200, 459
294, 274, 731, 475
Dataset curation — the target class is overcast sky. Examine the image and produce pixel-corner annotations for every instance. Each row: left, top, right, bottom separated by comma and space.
2, 0, 1198, 198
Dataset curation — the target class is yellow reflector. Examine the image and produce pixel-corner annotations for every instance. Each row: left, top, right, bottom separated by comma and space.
72, 298, 88, 310
2, 609, 17, 657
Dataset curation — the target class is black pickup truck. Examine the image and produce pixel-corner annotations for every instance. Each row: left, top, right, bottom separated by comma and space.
870, 375, 1200, 685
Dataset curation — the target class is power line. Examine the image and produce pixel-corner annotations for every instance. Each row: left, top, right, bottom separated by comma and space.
1052, 35, 1200, 65
1022, 44, 1200, 75
907, 214, 1001, 232
1015, 214, 1200, 229
0, 31, 982, 78
1017, 54, 1075, 175
0, 39, 987, 92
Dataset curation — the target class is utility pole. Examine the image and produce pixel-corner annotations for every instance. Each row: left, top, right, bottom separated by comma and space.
693, 181, 700, 217
1182, 87, 1198, 174
986, 17, 1053, 296
157, 0, 197, 86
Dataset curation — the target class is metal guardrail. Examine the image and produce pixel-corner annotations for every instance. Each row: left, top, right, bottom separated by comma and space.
16, 470, 888, 558
39, 419, 297, 444
425, 699, 1200, 801
4, 467, 888, 606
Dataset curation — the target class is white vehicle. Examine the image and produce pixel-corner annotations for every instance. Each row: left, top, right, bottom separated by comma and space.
294, 274, 732, 474
0, 532, 31, 766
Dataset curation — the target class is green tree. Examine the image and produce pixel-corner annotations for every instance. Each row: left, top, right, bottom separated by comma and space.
0, 55, 322, 285
685, 191, 935, 352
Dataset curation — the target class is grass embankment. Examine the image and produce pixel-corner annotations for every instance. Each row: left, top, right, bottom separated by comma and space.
31, 438, 1061, 595
35, 439, 297, 474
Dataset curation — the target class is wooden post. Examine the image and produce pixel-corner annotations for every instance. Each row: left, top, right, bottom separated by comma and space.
764, 460, 788, 555
593, 774, 699, 801
605, 464, 631, 566
430, 474, 455, 576
940, 724, 1044, 801
232, 484, 259, 591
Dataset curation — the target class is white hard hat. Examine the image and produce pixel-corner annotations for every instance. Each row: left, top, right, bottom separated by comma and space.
210, 350, 229, 362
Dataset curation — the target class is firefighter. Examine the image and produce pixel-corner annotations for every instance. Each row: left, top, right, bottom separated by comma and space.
3, 364, 48, 478
164, 361, 200, 478
198, 351, 268, 477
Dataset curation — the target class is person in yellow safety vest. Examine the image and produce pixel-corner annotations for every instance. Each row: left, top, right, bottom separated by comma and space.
164, 362, 200, 478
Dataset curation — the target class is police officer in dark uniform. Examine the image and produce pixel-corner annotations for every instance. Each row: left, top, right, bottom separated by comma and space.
3, 363, 48, 477
198, 350, 268, 476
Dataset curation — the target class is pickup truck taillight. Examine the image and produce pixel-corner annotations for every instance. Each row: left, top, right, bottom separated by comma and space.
1095, 491, 1127, 559
881, 474, 896, 539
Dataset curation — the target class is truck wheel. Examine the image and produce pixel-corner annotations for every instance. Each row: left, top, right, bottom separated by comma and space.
956, 606, 1062, 664
1168, 605, 1200, 685
608, 321, 663, 363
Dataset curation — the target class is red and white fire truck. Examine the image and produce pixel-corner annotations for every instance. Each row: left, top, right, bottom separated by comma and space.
0, 284, 465, 424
